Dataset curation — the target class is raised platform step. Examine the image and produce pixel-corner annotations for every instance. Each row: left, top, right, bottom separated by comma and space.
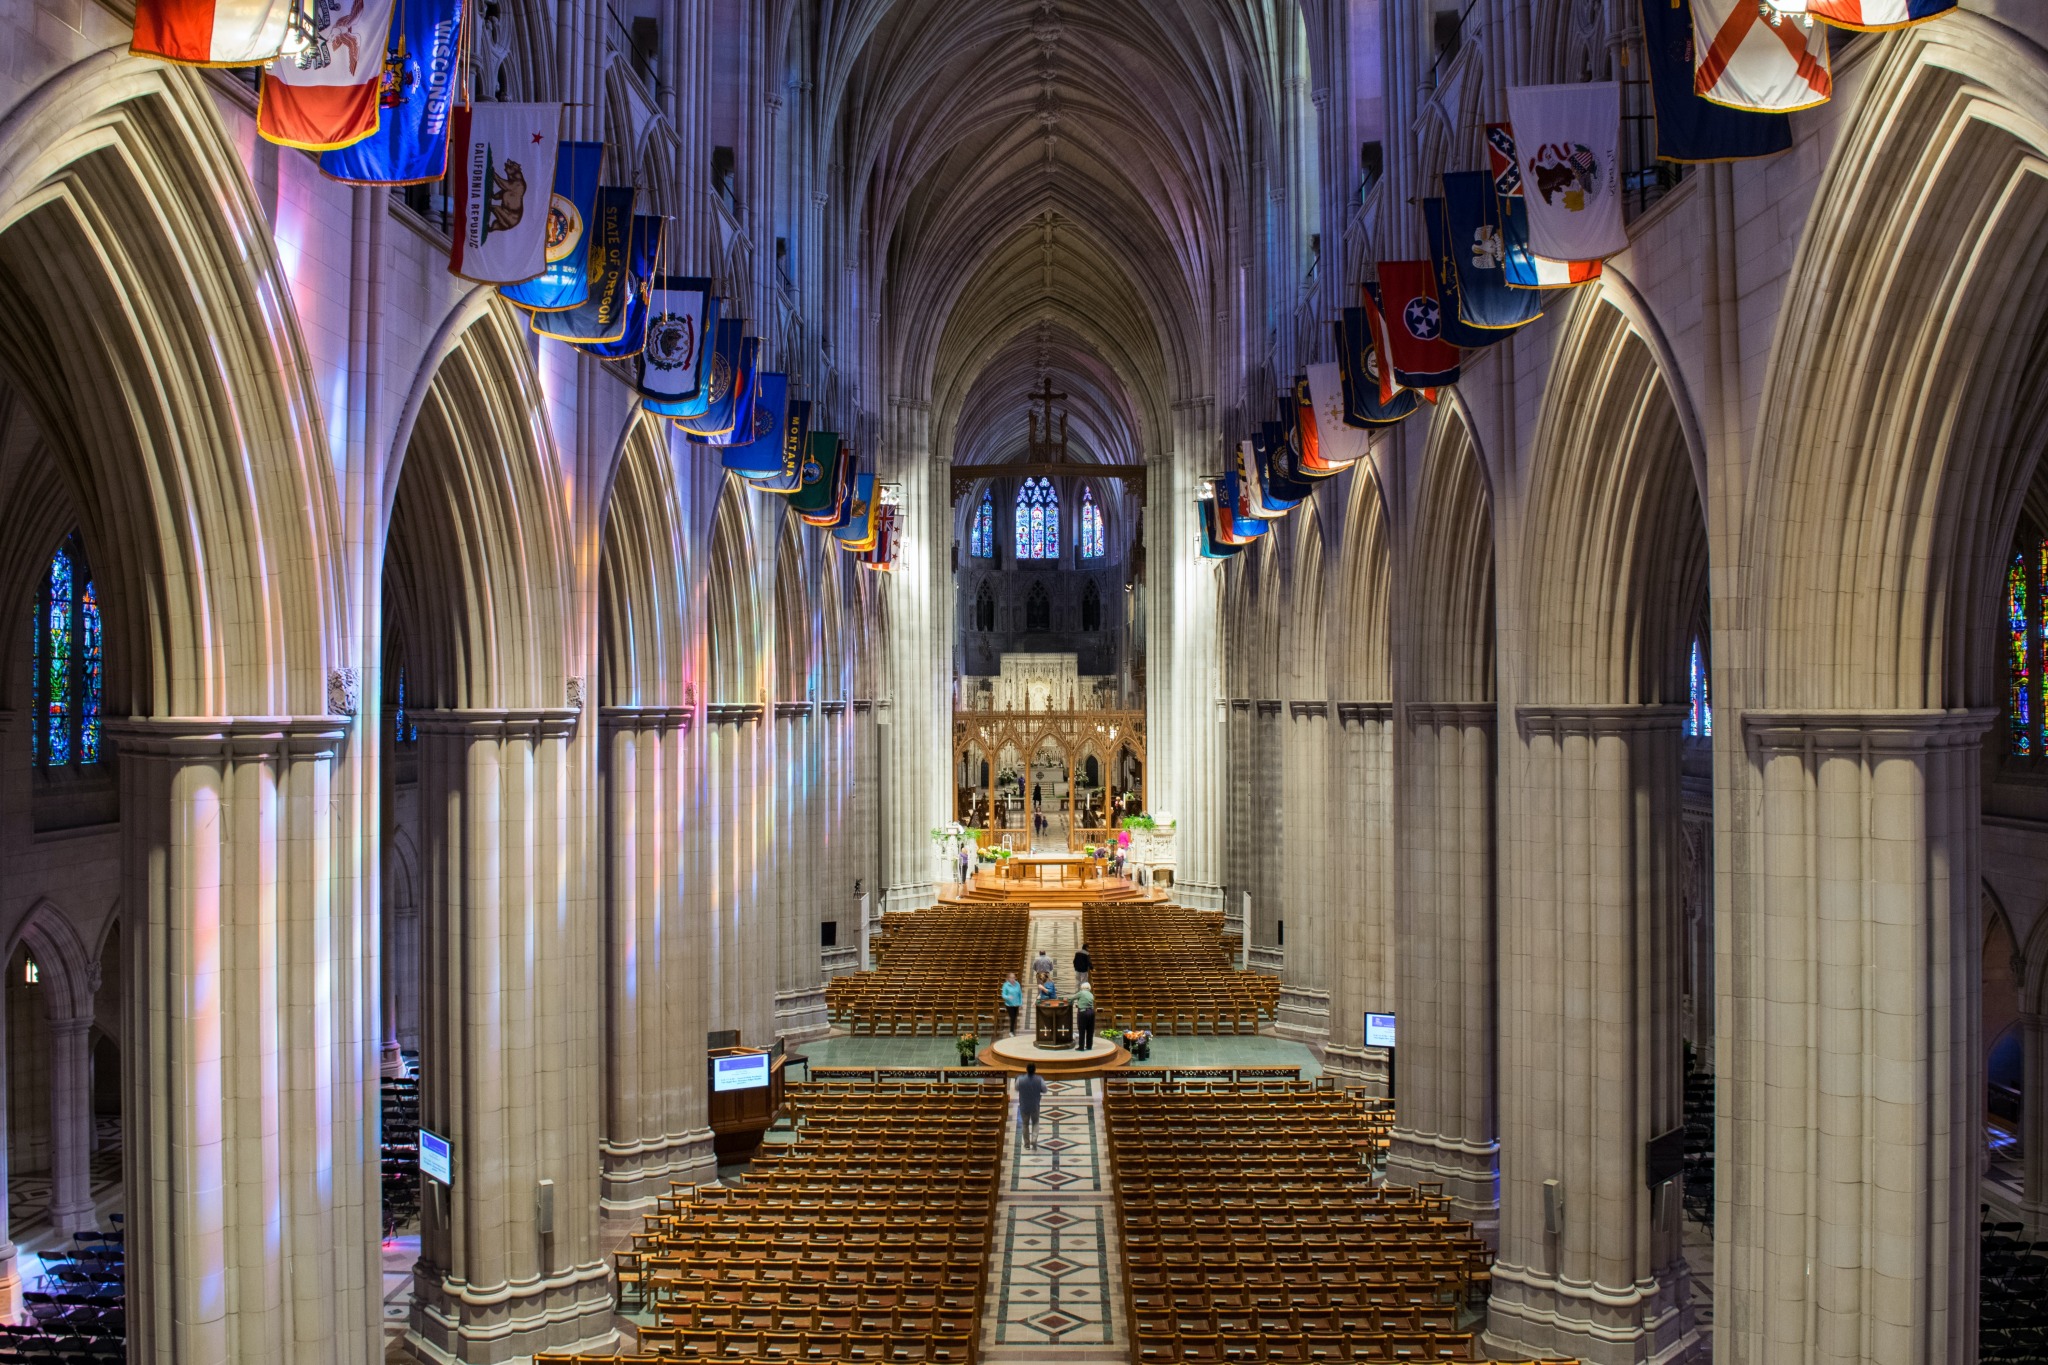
935, 874, 1169, 909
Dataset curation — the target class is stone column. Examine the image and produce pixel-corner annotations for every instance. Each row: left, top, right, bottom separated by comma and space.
1488, 706, 1695, 1365
774, 702, 827, 1038
879, 401, 944, 912
2023, 1012, 2047, 1223
407, 710, 613, 1364
114, 718, 378, 1365
599, 706, 714, 1212
1254, 700, 1286, 952
1278, 701, 1332, 1043
1720, 710, 1989, 1365
1150, 409, 1225, 909
1389, 702, 1499, 1228
46, 1014, 93, 1235
705, 704, 774, 1046
1325, 703, 1394, 1091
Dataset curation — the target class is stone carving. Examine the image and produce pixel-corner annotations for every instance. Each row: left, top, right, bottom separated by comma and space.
327, 667, 360, 718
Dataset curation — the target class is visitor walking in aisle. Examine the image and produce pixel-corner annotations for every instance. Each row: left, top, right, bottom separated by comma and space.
1073, 983, 1096, 1048
1033, 948, 1055, 980
1001, 972, 1023, 1036
1073, 943, 1092, 986
1015, 1064, 1047, 1150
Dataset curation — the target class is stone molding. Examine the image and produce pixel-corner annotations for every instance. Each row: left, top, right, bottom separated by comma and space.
773, 701, 815, 719
1742, 707, 1997, 753
107, 716, 349, 759
1254, 699, 1283, 716
1401, 701, 1496, 728
597, 705, 693, 733
819, 700, 849, 715
705, 702, 767, 724
1334, 701, 1393, 724
1515, 702, 1687, 738
851, 699, 877, 713
1228, 698, 1252, 712
407, 708, 579, 741
1287, 701, 1328, 719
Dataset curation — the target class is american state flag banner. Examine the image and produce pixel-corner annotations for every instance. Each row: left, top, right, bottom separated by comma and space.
1372, 267, 1462, 390
1638, 0, 1792, 164
1505, 84, 1628, 262
1335, 313, 1421, 425
133, 0, 289, 66
319, 0, 465, 184
1690, 0, 1832, 112
1808, 0, 1952, 29
448, 103, 564, 284
1303, 364, 1371, 467
259, 0, 400, 150
1484, 123, 1603, 289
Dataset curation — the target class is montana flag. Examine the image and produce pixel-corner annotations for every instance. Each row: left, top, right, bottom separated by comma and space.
1374, 266, 1462, 389
132, 0, 288, 65
719, 372, 789, 477
788, 434, 847, 519
319, 0, 464, 183
1690, 0, 1832, 111
834, 474, 881, 546
1638, 0, 1791, 162
258, 0, 397, 150
1505, 84, 1627, 261
579, 216, 664, 359
1485, 123, 1603, 289
636, 282, 715, 411
532, 187, 636, 343
1808, 0, 1953, 28
1338, 311, 1421, 424
1304, 364, 1372, 467
1440, 173, 1546, 330
499, 141, 604, 310
672, 321, 745, 437
449, 103, 563, 283
749, 399, 811, 495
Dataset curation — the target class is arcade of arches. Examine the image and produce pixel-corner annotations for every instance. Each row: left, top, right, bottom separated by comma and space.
0, 3, 2046, 1365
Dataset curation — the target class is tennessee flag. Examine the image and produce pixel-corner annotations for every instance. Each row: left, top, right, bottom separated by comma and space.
259, 0, 399, 150
1690, 0, 1832, 112
1372, 267, 1461, 390
1808, 0, 1952, 28
132, 0, 288, 65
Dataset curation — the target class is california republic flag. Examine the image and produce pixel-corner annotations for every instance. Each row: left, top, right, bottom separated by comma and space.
1690, 0, 1833, 112
258, 0, 398, 150
448, 103, 564, 283
1504, 84, 1627, 262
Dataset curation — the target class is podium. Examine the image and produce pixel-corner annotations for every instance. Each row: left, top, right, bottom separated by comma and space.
1035, 998, 1074, 1048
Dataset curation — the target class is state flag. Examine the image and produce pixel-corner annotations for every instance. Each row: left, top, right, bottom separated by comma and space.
749, 399, 812, 495
1373, 265, 1462, 389
1217, 471, 1268, 542
1199, 500, 1246, 560
1690, 0, 1832, 112
132, 0, 288, 66
789, 434, 848, 519
448, 103, 563, 284
579, 216, 664, 359
1638, 0, 1792, 163
499, 141, 604, 310
1262, 421, 1318, 501
1423, 198, 1517, 349
835, 474, 881, 547
1335, 314, 1421, 426
1808, 0, 1953, 27
672, 321, 746, 437
318, 0, 464, 182
532, 187, 636, 343
1485, 123, 1603, 289
1440, 174, 1546, 330
637, 284, 716, 413
1505, 84, 1628, 261
1304, 364, 1372, 467
719, 372, 790, 478
258, 0, 398, 150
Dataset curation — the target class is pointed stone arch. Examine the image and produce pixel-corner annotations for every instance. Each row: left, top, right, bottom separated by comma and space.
772, 514, 815, 702
1334, 463, 1393, 702
1407, 407, 1494, 704
600, 416, 696, 709
4, 899, 94, 1024
1284, 504, 1329, 703
707, 478, 765, 706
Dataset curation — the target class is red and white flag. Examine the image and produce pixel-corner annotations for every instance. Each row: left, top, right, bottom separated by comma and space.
449, 103, 564, 284
258, 0, 398, 150
1808, 0, 1953, 27
1690, 0, 1833, 112
1504, 84, 1627, 263
1303, 364, 1369, 468
132, 0, 290, 65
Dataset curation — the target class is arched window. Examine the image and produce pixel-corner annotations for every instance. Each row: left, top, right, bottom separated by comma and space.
969, 491, 995, 558
1025, 582, 1052, 631
30, 535, 103, 768
1081, 580, 1103, 632
974, 582, 996, 632
1080, 487, 1105, 559
2008, 535, 2047, 757
1684, 636, 1712, 739
1015, 479, 1060, 560
393, 665, 419, 747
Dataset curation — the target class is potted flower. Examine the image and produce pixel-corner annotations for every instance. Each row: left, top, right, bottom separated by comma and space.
956, 1032, 980, 1065
1121, 1027, 1152, 1061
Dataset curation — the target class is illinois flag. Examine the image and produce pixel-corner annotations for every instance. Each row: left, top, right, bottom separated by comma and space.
1372, 267, 1462, 390
1505, 84, 1627, 262
1808, 0, 1952, 27
1690, 0, 1832, 112
449, 103, 563, 284
133, 0, 288, 66
258, 0, 399, 150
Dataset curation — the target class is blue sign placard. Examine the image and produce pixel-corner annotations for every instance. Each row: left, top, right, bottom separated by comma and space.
419, 1128, 452, 1186
1366, 1013, 1397, 1049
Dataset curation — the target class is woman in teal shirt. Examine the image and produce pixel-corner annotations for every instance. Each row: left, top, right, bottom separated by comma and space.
1001, 972, 1023, 1036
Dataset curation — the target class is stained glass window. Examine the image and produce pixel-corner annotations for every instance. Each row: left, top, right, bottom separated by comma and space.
30, 535, 102, 769
970, 492, 994, 558
1015, 479, 1060, 560
394, 666, 419, 747
1080, 488, 1105, 559
1685, 636, 1712, 739
2012, 551, 2032, 757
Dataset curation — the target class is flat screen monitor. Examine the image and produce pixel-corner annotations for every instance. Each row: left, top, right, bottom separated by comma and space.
713, 1052, 772, 1093
419, 1128, 452, 1186
1365, 1013, 1397, 1049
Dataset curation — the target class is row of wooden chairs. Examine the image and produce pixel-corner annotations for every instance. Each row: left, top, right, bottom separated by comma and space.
826, 907, 1027, 1031
1083, 905, 1280, 1031
615, 1334, 971, 1365
1129, 1333, 1488, 1363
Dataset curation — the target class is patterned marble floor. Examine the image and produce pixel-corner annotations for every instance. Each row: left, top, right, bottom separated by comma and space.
982, 1077, 1128, 1364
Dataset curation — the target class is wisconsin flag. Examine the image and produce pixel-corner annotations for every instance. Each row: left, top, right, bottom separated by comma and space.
133, 0, 288, 66
579, 216, 664, 359
1486, 123, 1604, 289
319, 0, 465, 182
258, 0, 398, 150
533, 187, 636, 343
500, 141, 605, 311
1638, 0, 1791, 163
1690, 0, 1832, 111
1505, 84, 1627, 261
1372, 268, 1462, 389
1808, 0, 1953, 27
449, 103, 563, 284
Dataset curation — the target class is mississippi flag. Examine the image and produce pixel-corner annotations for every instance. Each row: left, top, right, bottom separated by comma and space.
259, 0, 398, 150
1690, 0, 1833, 112
1809, 0, 1953, 28
132, 0, 289, 65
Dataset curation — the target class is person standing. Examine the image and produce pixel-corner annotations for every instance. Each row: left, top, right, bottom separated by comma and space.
1073, 943, 1092, 987
1072, 983, 1096, 1049
1016, 1064, 1048, 1150
1001, 972, 1024, 1036
1032, 949, 1055, 980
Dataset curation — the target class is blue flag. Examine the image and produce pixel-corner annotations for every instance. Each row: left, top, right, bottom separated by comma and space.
1334, 316, 1420, 426
1256, 424, 1316, 505
1639, 0, 1791, 164
532, 187, 637, 342
499, 141, 604, 311
1440, 175, 1546, 332
833, 473, 880, 543
672, 320, 746, 436
640, 290, 719, 416
1217, 472, 1267, 539
318, 0, 464, 185
1423, 199, 1512, 350
749, 399, 811, 495
579, 216, 664, 359
1198, 499, 1245, 559
698, 337, 761, 447
719, 372, 790, 477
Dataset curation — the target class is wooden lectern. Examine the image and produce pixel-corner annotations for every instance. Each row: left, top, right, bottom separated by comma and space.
1035, 999, 1074, 1049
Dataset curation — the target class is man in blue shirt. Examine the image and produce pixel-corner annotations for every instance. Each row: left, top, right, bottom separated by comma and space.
1015, 1064, 1048, 1149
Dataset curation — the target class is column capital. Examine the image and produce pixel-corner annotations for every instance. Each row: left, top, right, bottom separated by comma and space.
819, 700, 849, 715
1516, 702, 1687, 738
598, 705, 694, 733
108, 716, 349, 760
1335, 701, 1393, 724
1254, 699, 1284, 717
774, 701, 816, 720
705, 702, 767, 725
409, 708, 578, 741
1288, 701, 1329, 719
1742, 707, 1996, 754
1402, 701, 1496, 728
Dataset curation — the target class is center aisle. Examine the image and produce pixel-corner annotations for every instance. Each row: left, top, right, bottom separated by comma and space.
980, 1077, 1126, 1364
1022, 910, 1080, 1031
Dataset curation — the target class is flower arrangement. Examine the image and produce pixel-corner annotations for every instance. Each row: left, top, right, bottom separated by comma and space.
956, 1032, 980, 1064
1119, 1027, 1153, 1061
977, 847, 1000, 864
